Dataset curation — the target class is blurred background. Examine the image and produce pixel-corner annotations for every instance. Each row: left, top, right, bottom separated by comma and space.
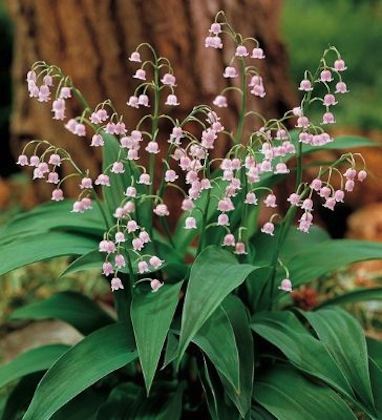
0, 0, 382, 354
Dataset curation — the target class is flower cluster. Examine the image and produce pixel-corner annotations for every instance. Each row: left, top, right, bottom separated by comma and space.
18, 13, 366, 294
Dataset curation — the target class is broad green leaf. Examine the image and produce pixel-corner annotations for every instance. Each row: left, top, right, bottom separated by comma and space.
0, 345, 68, 389
51, 388, 108, 420
23, 323, 137, 420
301, 134, 374, 153
162, 331, 179, 369
194, 296, 253, 417
198, 356, 240, 420
221, 297, 254, 417
178, 246, 258, 362
318, 287, 382, 308
0, 231, 98, 277
254, 364, 357, 420
369, 359, 382, 418
131, 282, 182, 392
59, 250, 103, 277
252, 311, 354, 400
367, 338, 382, 370
302, 308, 375, 412
193, 306, 240, 392
1, 200, 104, 240
1, 373, 42, 420
10, 291, 114, 335
288, 240, 382, 286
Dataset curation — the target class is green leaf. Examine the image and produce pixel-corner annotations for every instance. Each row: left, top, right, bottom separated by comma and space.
23, 323, 137, 420
177, 246, 258, 362
0, 345, 68, 389
369, 359, 382, 418
131, 282, 182, 393
59, 250, 103, 277
318, 287, 382, 308
1, 373, 43, 420
288, 240, 382, 286
162, 331, 179, 369
193, 305, 240, 392
1, 200, 104, 240
0, 231, 98, 277
367, 338, 382, 370
301, 134, 375, 153
10, 291, 114, 335
193, 296, 253, 418
254, 364, 357, 420
252, 311, 354, 400
301, 308, 375, 412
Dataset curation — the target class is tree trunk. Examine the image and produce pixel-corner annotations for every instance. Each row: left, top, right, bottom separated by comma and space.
7, 0, 296, 200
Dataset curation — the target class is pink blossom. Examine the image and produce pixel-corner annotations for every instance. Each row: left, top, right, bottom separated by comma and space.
47, 172, 59, 184
125, 186, 137, 197
323, 197, 336, 210
165, 94, 179, 106
111, 161, 125, 174
185, 216, 197, 229
111, 277, 124, 291
145, 141, 160, 154
210, 22, 222, 34
115, 254, 126, 269
251, 47, 265, 59
278, 278, 292, 292
38, 85, 51, 102
235, 45, 249, 57
115, 232, 125, 243
322, 112, 335, 124
296, 116, 310, 128
91, 134, 104, 147
127, 220, 139, 233
319, 186, 332, 199
138, 173, 151, 185
149, 256, 163, 269
234, 242, 247, 255
335, 81, 348, 94
245, 192, 258, 205
103, 262, 114, 276
43, 75, 53, 86
205, 35, 223, 49
127, 96, 139, 108
138, 94, 149, 107
161, 73, 176, 86
59, 87, 72, 99
123, 201, 135, 214
334, 59, 347, 71
217, 213, 230, 226
345, 179, 355, 192
154, 204, 169, 216
150, 279, 164, 292
51, 188, 64, 201
139, 230, 151, 243
33, 168, 44, 179
223, 66, 238, 78
48, 153, 61, 166
261, 222, 275, 236
129, 51, 141, 62
138, 261, 149, 274
181, 198, 194, 211
165, 170, 178, 182
301, 198, 313, 211
80, 177, 93, 189
132, 238, 144, 251
287, 193, 301, 206
223, 233, 235, 246
299, 79, 313, 92
17, 155, 28, 166
310, 178, 322, 191
275, 163, 290, 174
264, 193, 277, 208
218, 197, 235, 212
213, 95, 228, 107
334, 190, 345, 202
357, 170, 367, 182
344, 168, 357, 179
320, 69, 333, 82
133, 69, 146, 80
95, 174, 110, 186
323, 94, 337, 106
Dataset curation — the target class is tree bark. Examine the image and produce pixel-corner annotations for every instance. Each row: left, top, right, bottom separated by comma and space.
7, 0, 296, 200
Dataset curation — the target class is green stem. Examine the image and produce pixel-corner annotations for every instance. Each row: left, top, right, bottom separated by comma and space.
234, 59, 247, 145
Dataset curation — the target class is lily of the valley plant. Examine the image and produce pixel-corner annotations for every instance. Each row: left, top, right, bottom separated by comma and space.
1, 11, 382, 420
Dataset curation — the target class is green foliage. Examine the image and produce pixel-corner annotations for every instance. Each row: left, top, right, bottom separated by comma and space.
283, 0, 382, 129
